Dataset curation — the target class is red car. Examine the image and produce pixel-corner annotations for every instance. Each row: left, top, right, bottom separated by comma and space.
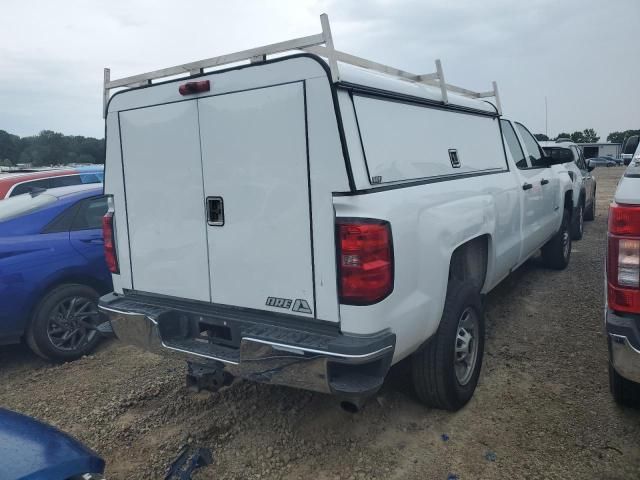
0, 166, 103, 199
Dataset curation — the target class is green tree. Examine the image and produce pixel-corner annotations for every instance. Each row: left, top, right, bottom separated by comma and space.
555, 132, 572, 141
608, 129, 640, 143
582, 128, 599, 143
570, 131, 585, 143
534, 133, 549, 141
0, 130, 21, 164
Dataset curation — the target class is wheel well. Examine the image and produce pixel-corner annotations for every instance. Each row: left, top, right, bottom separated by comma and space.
564, 191, 573, 214
448, 235, 489, 293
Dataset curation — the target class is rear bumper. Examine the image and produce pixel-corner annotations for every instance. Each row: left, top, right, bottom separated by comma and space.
606, 309, 640, 384
99, 293, 395, 398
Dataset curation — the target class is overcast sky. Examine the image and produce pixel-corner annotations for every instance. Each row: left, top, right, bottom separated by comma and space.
1, 0, 638, 139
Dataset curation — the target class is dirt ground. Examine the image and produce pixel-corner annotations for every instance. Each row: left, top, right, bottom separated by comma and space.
1, 166, 639, 480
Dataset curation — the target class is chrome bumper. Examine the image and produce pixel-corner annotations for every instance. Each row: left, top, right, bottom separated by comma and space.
606, 308, 640, 384
99, 296, 394, 397
609, 334, 640, 384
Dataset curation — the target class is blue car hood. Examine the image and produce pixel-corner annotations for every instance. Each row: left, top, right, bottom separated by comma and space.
0, 409, 105, 480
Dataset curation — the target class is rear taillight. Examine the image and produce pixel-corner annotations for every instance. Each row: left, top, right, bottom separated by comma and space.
608, 203, 640, 313
102, 211, 119, 274
336, 218, 393, 305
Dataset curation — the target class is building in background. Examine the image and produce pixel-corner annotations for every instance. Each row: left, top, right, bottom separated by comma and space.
578, 142, 621, 159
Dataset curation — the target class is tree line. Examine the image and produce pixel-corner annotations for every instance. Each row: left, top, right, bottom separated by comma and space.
534, 128, 640, 144
0, 130, 105, 167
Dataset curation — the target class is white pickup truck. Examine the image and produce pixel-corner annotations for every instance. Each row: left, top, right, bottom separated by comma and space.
607, 157, 640, 406
99, 15, 574, 411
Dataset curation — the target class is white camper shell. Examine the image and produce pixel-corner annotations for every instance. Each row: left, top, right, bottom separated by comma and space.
100, 15, 574, 411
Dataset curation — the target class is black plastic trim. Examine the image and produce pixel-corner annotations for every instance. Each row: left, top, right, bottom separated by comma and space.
332, 168, 508, 196
102, 291, 395, 356
606, 308, 640, 351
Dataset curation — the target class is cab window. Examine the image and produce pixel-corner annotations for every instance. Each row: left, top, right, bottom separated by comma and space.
500, 120, 528, 169
515, 123, 546, 168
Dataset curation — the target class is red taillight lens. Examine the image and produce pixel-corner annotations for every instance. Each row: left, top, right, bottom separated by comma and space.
336, 219, 393, 305
608, 203, 640, 313
102, 211, 119, 274
178, 80, 210, 96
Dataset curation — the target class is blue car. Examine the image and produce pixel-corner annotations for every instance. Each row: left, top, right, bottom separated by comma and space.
0, 184, 112, 361
0, 408, 105, 479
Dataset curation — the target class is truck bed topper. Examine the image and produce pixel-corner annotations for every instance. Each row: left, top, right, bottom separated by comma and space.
103, 13, 501, 117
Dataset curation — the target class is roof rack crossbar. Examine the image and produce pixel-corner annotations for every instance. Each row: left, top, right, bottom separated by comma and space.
103, 13, 502, 117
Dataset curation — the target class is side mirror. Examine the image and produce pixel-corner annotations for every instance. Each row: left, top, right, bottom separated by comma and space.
587, 160, 595, 172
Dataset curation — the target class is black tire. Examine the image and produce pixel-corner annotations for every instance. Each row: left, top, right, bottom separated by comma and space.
609, 364, 640, 408
26, 284, 102, 362
584, 189, 595, 221
541, 208, 572, 270
411, 280, 484, 411
570, 202, 584, 240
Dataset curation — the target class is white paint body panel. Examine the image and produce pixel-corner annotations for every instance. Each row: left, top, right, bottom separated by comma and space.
198, 83, 314, 315
352, 96, 506, 183
105, 54, 573, 365
119, 102, 211, 301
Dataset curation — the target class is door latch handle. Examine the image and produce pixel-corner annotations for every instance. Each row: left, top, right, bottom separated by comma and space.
522, 183, 533, 190
206, 197, 224, 226
541, 179, 549, 185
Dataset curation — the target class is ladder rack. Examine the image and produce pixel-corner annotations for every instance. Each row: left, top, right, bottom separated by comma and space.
103, 13, 502, 117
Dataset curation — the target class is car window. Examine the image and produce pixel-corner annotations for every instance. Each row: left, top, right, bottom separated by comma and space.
70, 196, 108, 231
500, 120, 528, 169
49, 175, 83, 189
571, 147, 584, 169
9, 178, 52, 197
0, 192, 57, 222
79, 173, 102, 184
515, 123, 545, 168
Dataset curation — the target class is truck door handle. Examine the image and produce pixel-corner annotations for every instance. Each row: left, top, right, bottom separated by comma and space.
522, 183, 533, 191
206, 197, 224, 226
541, 179, 549, 185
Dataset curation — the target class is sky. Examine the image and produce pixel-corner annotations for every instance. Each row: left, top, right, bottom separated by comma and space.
1, 0, 638, 140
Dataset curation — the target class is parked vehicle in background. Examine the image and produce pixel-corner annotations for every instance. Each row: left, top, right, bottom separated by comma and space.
98, 15, 574, 411
0, 165, 104, 199
606, 163, 640, 406
0, 408, 105, 479
541, 141, 597, 240
621, 135, 639, 166
588, 157, 618, 168
0, 184, 112, 361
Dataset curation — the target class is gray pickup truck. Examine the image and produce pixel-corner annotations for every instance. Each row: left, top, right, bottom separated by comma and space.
607, 159, 640, 406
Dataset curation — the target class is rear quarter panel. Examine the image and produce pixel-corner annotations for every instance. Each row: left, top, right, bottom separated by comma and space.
334, 171, 521, 363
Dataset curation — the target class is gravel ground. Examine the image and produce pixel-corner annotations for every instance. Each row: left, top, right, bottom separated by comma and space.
1, 166, 639, 480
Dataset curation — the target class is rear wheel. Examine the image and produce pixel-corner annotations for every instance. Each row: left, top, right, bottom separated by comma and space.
571, 203, 584, 240
609, 364, 640, 407
26, 284, 102, 362
584, 190, 595, 221
542, 208, 571, 270
411, 280, 484, 411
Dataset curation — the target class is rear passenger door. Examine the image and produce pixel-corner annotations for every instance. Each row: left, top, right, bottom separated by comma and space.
501, 120, 548, 261
515, 123, 560, 247
69, 196, 109, 272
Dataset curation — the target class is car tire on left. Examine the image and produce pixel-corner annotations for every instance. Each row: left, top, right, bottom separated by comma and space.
26, 284, 102, 362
